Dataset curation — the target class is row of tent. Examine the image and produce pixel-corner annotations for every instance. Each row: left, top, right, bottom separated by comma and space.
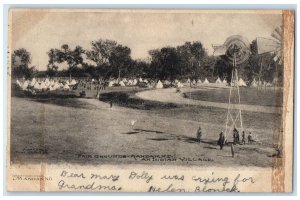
16, 78, 77, 91
107, 78, 150, 87
16, 77, 276, 92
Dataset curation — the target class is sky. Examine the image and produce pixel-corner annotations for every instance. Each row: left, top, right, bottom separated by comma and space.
11, 9, 282, 71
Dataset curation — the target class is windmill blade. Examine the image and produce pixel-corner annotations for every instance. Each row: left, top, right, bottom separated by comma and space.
271, 26, 283, 42
271, 32, 282, 42
256, 37, 281, 54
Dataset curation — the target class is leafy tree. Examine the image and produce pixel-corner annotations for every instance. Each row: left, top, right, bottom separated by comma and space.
46, 44, 86, 77
109, 44, 132, 79
11, 48, 35, 79
86, 39, 118, 66
46, 49, 59, 77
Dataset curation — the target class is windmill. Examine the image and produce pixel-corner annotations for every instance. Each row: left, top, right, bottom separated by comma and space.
256, 26, 283, 88
213, 35, 251, 141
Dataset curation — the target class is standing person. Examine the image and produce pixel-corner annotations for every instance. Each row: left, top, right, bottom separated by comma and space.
233, 127, 239, 145
196, 126, 202, 143
218, 131, 225, 150
241, 131, 246, 145
248, 132, 253, 144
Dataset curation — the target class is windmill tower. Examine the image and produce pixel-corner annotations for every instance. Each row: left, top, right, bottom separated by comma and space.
213, 35, 251, 141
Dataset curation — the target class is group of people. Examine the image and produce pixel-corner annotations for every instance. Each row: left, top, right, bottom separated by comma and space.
195, 126, 256, 150
217, 128, 256, 150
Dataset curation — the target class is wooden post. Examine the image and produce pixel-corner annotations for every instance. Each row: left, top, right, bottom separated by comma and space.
231, 143, 235, 158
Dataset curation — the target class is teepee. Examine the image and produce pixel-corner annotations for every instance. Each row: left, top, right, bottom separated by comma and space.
119, 81, 125, 87
40, 81, 47, 90
176, 81, 183, 88
63, 84, 70, 90
215, 77, 222, 84
133, 79, 138, 85
108, 81, 114, 87
30, 78, 36, 87
156, 80, 163, 89
251, 78, 258, 87
69, 79, 77, 85
127, 80, 133, 86
22, 80, 29, 90
53, 82, 60, 90
16, 80, 22, 88
203, 78, 210, 84
238, 78, 247, 87
33, 82, 41, 90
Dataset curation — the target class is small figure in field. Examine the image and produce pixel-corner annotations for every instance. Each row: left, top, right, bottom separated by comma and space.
176, 87, 181, 93
248, 132, 255, 144
241, 131, 246, 145
233, 127, 240, 145
196, 126, 202, 143
218, 131, 225, 150
110, 100, 113, 108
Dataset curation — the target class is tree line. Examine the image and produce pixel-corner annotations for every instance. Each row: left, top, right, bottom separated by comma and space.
11, 39, 283, 84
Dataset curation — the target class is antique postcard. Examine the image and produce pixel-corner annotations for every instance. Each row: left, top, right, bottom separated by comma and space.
6, 9, 294, 192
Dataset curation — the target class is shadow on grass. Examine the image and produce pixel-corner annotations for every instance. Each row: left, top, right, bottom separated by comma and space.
146, 132, 219, 147
121, 131, 140, 135
99, 91, 180, 110
134, 128, 164, 134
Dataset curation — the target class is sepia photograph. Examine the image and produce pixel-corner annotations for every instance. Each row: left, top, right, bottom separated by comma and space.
6, 8, 294, 192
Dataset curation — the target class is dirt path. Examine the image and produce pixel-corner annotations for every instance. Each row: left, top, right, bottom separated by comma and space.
136, 87, 282, 114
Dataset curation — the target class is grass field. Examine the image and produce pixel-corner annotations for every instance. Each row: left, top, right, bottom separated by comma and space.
184, 87, 283, 107
10, 86, 282, 167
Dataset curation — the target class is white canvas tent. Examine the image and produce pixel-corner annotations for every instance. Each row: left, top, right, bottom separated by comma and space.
197, 79, 202, 85
63, 84, 70, 90
238, 78, 247, 87
40, 81, 47, 90
133, 79, 138, 85
49, 86, 55, 91
203, 78, 210, 84
251, 78, 258, 87
53, 82, 60, 90
30, 78, 36, 87
127, 80, 133, 86
33, 82, 41, 90
266, 82, 273, 87
22, 80, 29, 90
108, 81, 114, 87
156, 80, 163, 89
176, 81, 183, 88
215, 77, 222, 84
16, 80, 22, 87
119, 81, 125, 87
222, 79, 227, 85
69, 79, 77, 85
